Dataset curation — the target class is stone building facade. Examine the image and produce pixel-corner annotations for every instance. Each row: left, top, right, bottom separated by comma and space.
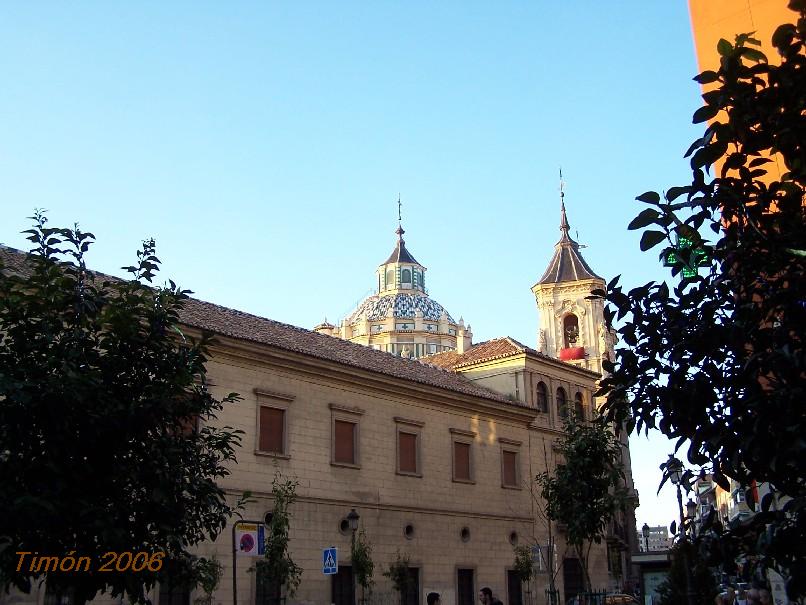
1, 197, 638, 605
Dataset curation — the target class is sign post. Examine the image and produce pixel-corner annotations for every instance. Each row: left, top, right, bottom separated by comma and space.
232, 520, 267, 605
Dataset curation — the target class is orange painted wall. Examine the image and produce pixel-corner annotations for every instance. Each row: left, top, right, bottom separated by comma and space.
687, 0, 796, 180
688, 0, 793, 72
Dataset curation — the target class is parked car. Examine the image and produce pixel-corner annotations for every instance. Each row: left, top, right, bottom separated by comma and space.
605, 595, 639, 605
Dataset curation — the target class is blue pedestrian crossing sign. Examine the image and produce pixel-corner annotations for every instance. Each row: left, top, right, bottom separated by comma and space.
323, 547, 338, 575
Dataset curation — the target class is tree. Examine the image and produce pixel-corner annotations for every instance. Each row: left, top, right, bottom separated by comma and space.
0, 214, 243, 603
597, 4, 805, 598
383, 550, 413, 605
535, 416, 626, 591
255, 473, 303, 604
655, 541, 717, 605
351, 528, 375, 604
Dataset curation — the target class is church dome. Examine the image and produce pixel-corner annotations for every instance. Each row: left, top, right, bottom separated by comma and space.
346, 292, 456, 324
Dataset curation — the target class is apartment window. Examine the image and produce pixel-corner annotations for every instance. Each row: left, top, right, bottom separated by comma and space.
499, 438, 522, 488
557, 387, 568, 419
535, 381, 548, 413
573, 392, 584, 419
255, 389, 294, 457
330, 404, 364, 468
395, 417, 424, 476
450, 428, 476, 483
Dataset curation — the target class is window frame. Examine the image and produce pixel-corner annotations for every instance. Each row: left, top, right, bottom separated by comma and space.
535, 381, 548, 413
395, 417, 424, 477
330, 403, 365, 469
254, 389, 294, 459
450, 428, 476, 484
573, 392, 585, 419
556, 387, 568, 420
499, 438, 522, 489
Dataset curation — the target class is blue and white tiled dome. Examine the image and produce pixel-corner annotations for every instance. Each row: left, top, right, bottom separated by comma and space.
346, 293, 456, 324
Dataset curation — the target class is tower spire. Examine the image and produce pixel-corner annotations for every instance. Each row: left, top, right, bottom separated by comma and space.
559, 168, 570, 237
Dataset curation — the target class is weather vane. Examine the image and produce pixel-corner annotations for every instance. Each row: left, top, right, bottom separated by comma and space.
398, 193, 402, 225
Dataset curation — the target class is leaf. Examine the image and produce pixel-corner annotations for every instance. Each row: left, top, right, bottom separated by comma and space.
693, 71, 719, 84
740, 47, 767, 62
692, 104, 719, 124
717, 38, 733, 57
636, 191, 661, 205
665, 186, 691, 202
628, 209, 660, 231
640, 230, 666, 252
669, 520, 677, 536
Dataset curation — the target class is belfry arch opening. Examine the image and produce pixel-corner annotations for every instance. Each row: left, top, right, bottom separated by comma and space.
563, 314, 579, 348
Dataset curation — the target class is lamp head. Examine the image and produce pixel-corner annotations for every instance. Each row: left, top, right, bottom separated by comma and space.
347, 508, 360, 532
667, 457, 683, 486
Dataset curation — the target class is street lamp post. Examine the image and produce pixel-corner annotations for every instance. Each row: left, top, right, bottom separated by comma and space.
668, 458, 697, 605
641, 523, 650, 552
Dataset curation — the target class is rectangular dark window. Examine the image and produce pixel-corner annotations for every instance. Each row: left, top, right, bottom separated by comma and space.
403, 567, 420, 605
334, 420, 356, 464
259, 407, 285, 454
399, 431, 418, 474
457, 569, 475, 605
503, 450, 518, 486
158, 582, 190, 605
507, 569, 523, 605
454, 442, 471, 481
331, 566, 354, 605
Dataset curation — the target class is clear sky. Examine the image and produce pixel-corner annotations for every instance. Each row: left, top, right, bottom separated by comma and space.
1, 1, 723, 535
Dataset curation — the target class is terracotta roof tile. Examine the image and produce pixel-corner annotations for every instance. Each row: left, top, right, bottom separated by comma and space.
421, 336, 545, 369
0, 246, 518, 407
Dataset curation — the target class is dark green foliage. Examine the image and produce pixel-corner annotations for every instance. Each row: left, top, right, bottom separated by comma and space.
0, 213, 243, 603
513, 545, 534, 584
383, 550, 413, 603
351, 528, 375, 596
655, 541, 717, 605
255, 474, 303, 598
535, 416, 626, 590
597, 6, 805, 598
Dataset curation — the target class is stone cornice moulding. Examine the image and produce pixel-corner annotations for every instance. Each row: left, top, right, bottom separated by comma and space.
393, 416, 425, 427
192, 329, 538, 425
329, 403, 366, 416
253, 388, 296, 402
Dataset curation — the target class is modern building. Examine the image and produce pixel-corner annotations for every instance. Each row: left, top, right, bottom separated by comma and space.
0, 195, 639, 605
638, 527, 671, 553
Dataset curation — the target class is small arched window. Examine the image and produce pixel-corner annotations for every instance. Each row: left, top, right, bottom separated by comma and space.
535, 382, 548, 413
402, 268, 412, 284
557, 387, 568, 419
563, 314, 579, 348
386, 270, 394, 287
574, 392, 584, 419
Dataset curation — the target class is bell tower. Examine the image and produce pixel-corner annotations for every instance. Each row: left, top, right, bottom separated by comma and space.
531, 181, 613, 375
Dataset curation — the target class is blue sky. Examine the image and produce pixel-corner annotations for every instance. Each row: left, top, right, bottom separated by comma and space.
1, 2, 719, 533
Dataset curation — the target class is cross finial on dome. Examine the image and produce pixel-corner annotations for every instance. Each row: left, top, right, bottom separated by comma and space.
396, 193, 405, 240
